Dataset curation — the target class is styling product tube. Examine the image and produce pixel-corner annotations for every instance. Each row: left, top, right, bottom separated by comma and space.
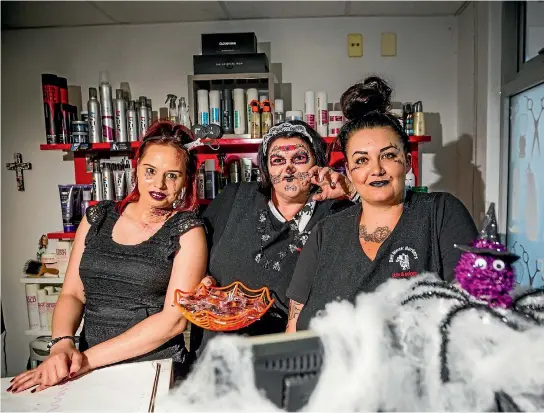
99, 71, 114, 142
139, 96, 149, 137
233, 88, 246, 134
113, 166, 126, 201
45, 294, 58, 329
274, 99, 284, 124
316, 91, 328, 136
124, 159, 136, 194
37, 289, 48, 329
250, 100, 261, 139
230, 162, 241, 183
71, 185, 83, 229
92, 161, 104, 201
81, 185, 92, 217
285, 110, 303, 121
58, 184, 76, 232
240, 158, 253, 182
57, 77, 68, 104
304, 91, 316, 129
25, 284, 40, 330
197, 90, 210, 126
222, 89, 234, 133
261, 100, 273, 135
127, 100, 138, 142
209, 90, 221, 125
55, 240, 72, 276
147, 98, 153, 126
197, 164, 206, 200
114, 89, 128, 142
204, 159, 217, 199
246, 88, 258, 133
102, 163, 114, 201
88, 87, 102, 143
41, 74, 60, 143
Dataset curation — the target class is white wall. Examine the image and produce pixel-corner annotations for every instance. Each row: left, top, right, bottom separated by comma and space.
1, 15, 459, 375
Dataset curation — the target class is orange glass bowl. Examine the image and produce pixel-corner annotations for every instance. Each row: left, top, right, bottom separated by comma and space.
174, 281, 274, 332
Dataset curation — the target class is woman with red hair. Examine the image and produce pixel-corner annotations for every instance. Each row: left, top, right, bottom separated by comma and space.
9, 121, 207, 393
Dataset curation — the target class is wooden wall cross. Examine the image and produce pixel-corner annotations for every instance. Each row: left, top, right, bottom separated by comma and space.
6, 153, 32, 191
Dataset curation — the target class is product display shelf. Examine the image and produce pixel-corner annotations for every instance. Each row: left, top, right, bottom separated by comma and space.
25, 322, 84, 337
21, 277, 65, 284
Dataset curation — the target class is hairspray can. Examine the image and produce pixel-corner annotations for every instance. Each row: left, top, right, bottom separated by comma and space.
57, 103, 73, 144
304, 91, 316, 129
209, 90, 221, 126
274, 99, 284, 124
246, 88, 258, 133
233, 88, 246, 134
204, 159, 217, 200
316, 91, 328, 136
41, 74, 60, 143
92, 161, 104, 201
222, 89, 234, 134
139, 96, 149, 137
147, 98, 153, 127
127, 100, 138, 142
58, 77, 69, 104
135, 100, 141, 136
99, 71, 114, 142
197, 90, 209, 125
197, 164, 205, 200
87, 87, 102, 144
114, 89, 128, 142
102, 162, 114, 200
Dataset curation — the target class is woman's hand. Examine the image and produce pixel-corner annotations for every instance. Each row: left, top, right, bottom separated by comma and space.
7, 341, 88, 393
308, 166, 355, 201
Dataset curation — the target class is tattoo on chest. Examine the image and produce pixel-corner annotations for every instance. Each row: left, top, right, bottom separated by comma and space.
359, 225, 391, 243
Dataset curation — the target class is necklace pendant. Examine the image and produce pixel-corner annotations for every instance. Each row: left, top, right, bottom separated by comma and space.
273, 262, 281, 272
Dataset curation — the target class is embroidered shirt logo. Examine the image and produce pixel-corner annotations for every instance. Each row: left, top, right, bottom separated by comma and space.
389, 246, 419, 278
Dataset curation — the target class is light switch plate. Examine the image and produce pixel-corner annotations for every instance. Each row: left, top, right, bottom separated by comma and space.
347, 33, 363, 57
381, 32, 397, 56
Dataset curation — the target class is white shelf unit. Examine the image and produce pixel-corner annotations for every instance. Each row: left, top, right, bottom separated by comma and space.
25, 322, 84, 337
20, 276, 65, 284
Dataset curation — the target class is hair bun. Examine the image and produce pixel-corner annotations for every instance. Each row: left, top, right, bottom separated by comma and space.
341, 76, 392, 120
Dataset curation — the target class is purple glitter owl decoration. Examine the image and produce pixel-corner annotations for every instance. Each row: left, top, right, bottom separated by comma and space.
454, 203, 520, 308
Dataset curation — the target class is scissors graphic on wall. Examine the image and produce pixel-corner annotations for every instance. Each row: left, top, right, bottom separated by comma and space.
526, 96, 544, 159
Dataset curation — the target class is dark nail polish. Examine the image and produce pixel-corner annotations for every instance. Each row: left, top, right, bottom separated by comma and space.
6, 386, 12, 392
10, 378, 14, 383
31, 389, 36, 393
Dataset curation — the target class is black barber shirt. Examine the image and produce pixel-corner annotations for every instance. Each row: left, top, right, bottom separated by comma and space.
287, 191, 478, 331
192, 182, 352, 354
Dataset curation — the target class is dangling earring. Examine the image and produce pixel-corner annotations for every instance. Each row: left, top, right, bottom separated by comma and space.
172, 188, 186, 209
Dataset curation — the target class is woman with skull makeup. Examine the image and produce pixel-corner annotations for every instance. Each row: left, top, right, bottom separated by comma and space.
192, 120, 353, 354
8, 121, 207, 394
286, 76, 478, 332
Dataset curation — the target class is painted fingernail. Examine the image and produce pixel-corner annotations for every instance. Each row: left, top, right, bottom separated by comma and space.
69, 373, 75, 378
10, 378, 14, 383
31, 389, 36, 393
6, 386, 12, 392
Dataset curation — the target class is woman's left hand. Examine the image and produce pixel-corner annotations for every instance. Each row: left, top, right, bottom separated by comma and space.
308, 166, 354, 201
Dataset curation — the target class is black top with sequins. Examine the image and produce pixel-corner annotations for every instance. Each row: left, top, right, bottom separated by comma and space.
193, 182, 352, 354
78, 201, 203, 363
287, 191, 478, 331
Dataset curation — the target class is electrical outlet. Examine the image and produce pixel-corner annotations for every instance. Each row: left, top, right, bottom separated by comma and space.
381, 32, 397, 57
347, 33, 363, 57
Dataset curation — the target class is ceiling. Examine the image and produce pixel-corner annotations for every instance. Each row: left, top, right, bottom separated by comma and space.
1, 1, 468, 30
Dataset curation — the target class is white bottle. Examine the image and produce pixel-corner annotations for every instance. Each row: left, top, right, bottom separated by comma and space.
25, 284, 40, 330
37, 288, 48, 329
405, 168, 416, 190
177, 97, 191, 128
233, 88, 246, 134
209, 91, 221, 126
316, 91, 328, 136
197, 90, 210, 125
304, 91, 315, 129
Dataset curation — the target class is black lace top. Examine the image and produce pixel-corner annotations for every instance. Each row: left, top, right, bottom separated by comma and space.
78, 201, 203, 363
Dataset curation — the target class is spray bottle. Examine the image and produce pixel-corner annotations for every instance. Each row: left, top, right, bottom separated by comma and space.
114, 89, 128, 142
102, 162, 114, 201
147, 98, 153, 127
87, 87, 102, 144
250, 100, 262, 139
261, 100, 273, 135
165, 94, 178, 123
127, 100, 138, 141
99, 71, 114, 142
177, 97, 191, 128
92, 161, 104, 201
139, 96, 149, 137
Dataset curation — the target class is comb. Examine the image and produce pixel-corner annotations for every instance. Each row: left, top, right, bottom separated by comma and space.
23, 259, 59, 277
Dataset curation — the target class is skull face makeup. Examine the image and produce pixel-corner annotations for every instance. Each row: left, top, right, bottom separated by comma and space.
267, 137, 316, 200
